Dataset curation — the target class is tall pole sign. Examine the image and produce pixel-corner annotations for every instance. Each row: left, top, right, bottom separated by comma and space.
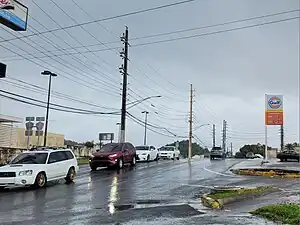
264, 94, 284, 160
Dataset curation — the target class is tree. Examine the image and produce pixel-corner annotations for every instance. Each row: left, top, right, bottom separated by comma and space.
237, 143, 272, 158
64, 139, 80, 146
165, 140, 209, 158
84, 141, 94, 149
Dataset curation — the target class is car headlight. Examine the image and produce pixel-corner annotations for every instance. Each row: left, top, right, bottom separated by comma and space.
19, 170, 33, 176
89, 154, 95, 159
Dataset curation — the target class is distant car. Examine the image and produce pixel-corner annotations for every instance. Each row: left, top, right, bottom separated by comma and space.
210, 147, 225, 160
277, 150, 300, 162
89, 142, 136, 170
135, 145, 159, 162
158, 146, 180, 160
0, 148, 78, 189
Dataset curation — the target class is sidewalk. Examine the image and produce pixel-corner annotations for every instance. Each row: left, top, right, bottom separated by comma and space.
232, 158, 300, 172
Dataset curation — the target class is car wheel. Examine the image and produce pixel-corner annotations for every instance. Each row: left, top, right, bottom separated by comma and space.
147, 155, 150, 162
90, 165, 97, 171
118, 158, 124, 169
176, 157, 180, 160
154, 154, 159, 161
65, 167, 76, 184
34, 172, 47, 188
131, 155, 136, 166
172, 154, 175, 160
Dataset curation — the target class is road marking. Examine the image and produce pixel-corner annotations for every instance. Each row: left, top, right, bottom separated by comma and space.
203, 166, 237, 177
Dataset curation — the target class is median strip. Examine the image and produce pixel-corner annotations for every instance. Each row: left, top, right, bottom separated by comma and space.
251, 203, 300, 225
201, 186, 277, 209
231, 168, 300, 178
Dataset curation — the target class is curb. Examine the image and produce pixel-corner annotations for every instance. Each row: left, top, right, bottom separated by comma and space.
200, 186, 278, 209
231, 168, 300, 178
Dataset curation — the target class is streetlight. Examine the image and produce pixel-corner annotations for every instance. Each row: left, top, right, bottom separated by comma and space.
41, 70, 57, 147
127, 95, 162, 109
142, 111, 149, 145
193, 123, 210, 131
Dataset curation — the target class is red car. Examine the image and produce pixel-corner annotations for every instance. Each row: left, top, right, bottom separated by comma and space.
89, 142, 136, 170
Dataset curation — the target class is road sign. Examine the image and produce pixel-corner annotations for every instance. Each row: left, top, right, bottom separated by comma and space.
25, 121, 34, 130
99, 133, 114, 141
265, 95, 283, 125
0, 0, 28, 31
25, 117, 34, 121
35, 131, 43, 136
25, 130, 33, 136
36, 121, 44, 131
36, 117, 45, 121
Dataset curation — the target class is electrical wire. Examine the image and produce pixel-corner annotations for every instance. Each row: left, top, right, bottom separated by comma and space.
0, 90, 120, 115
0, 0, 196, 43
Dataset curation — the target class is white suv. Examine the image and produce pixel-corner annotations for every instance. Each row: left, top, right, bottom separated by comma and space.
0, 148, 78, 189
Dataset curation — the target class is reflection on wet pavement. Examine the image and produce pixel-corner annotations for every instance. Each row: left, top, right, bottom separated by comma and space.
0, 159, 291, 224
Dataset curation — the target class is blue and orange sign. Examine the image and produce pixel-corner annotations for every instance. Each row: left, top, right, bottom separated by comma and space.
265, 95, 283, 125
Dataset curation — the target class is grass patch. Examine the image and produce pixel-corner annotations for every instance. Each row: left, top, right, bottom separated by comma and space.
232, 169, 300, 178
251, 203, 300, 225
77, 157, 89, 165
207, 186, 274, 199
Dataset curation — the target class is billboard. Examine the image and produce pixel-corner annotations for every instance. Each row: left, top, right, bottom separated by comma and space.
0, 0, 28, 31
265, 95, 283, 125
99, 133, 114, 141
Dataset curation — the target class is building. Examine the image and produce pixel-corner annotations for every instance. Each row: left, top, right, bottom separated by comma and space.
0, 114, 64, 148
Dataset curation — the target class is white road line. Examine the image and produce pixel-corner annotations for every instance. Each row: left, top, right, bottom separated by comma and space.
203, 166, 237, 177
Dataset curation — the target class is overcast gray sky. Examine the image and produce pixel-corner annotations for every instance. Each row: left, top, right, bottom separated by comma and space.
0, 0, 299, 151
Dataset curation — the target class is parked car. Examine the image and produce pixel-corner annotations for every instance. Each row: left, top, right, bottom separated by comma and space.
210, 147, 225, 160
0, 148, 78, 189
89, 142, 136, 170
158, 146, 180, 160
135, 145, 159, 162
277, 150, 300, 162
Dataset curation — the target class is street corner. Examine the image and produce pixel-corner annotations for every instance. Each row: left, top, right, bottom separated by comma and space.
200, 186, 278, 210
231, 168, 300, 178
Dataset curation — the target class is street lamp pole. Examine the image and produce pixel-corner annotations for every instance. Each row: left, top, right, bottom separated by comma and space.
116, 122, 121, 143
142, 111, 149, 145
41, 70, 57, 147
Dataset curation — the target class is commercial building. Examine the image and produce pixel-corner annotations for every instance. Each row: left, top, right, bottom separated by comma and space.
0, 114, 64, 148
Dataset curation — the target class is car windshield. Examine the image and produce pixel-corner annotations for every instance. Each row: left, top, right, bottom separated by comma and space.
10, 153, 48, 164
135, 146, 149, 151
100, 143, 122, 152
160, 147, 174, 151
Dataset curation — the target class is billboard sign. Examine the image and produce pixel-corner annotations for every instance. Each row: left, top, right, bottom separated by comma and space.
0, 0, 28, 31
0, 62, 6, 78
99, 133, 114, 141
265, 95, 283, 125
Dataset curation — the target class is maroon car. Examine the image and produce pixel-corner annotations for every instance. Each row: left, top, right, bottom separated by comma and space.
89, 142, 136, 170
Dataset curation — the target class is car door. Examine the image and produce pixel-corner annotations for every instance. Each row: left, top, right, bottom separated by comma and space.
47, 151, 66, 179
127, 143, 135, 162
122, 143, 131, 163
150, 146, 156, 160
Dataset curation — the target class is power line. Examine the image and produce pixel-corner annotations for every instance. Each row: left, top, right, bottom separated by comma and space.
0, 0, 196, 43
4, 78, 119, 110
0, 90, 119, 115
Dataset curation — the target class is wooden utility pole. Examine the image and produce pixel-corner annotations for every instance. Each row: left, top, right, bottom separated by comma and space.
119, 27, 129, 143
188, 84, 194, 161
212, 124, 216, 147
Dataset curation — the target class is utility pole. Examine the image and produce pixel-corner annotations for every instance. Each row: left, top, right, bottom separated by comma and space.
188, 84, 194, 161
119, 27, 129, 143
212, 124, 216, 147
222, 120, 227, 153
280, 124, 284, 152
116, 123, 121, 143
230, 142, 233, 156
142, 111, 149, 145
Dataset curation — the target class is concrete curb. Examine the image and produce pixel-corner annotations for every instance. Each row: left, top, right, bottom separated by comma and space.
231, 168, 300, 178
201, 187, 278, 209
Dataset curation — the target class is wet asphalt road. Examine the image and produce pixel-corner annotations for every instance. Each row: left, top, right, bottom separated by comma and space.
0, 158, 298, 225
